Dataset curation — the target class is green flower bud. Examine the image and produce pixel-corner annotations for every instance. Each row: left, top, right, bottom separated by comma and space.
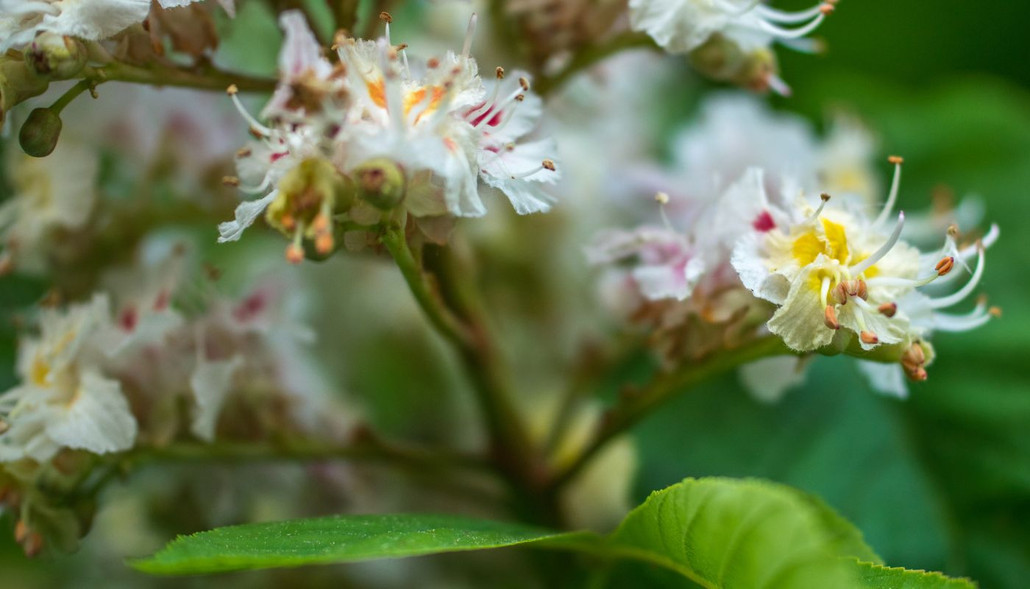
266, 158, 348, 263
24, 34, 88, 80
0, 57, 49, 128
688, 34, 780, 93
19, 108, 63, 158
353, 157, 406, 210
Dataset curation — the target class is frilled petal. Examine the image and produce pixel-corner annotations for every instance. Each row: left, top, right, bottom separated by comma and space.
479, 139, 559, 215
189, 355, 243, 442
732, 232, 790, 304
838, 302, 904, 351
40, 0, 151, 41
633, 256, 705, 301
628, 0, 731, 53
856, 360, 908, 399
46, 371, 137, 456
739, 356, 807, 403
217, 190, 278, 242
767, 264, 836, 352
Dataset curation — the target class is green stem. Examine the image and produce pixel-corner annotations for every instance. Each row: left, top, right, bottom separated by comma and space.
330, 0, 360, 32
122, 439, 489, 474
49, 79, 98, 114
551, 337, 793, 489
381, 229, 544, 503
380, 227, 471, 348
536, 32, 659, 96
83, 62, 276, 93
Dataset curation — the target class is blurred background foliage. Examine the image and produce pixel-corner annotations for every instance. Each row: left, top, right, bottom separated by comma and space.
0, 0, 1027, 587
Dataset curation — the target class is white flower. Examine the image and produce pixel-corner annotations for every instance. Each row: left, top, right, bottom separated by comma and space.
0, 295, 137, 462
219, 11, 560, 260
0, 0, 149, 53
0, 0, 235, 52
629, 0, 833, 54
731, 157, 996, 380
0, 137, 98, 273
628, 0, 834, 92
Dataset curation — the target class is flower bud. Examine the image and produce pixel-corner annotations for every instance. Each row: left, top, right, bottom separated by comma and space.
688, 34, 780, 93
24, 34, 88, 80
0, 57, 49, 127
19, 108, 63, 158
266, 158, 352, 262
353, 158, 406, 210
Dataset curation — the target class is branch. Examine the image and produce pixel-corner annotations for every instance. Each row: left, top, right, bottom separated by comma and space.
122, 438, 489, 474
82, 62, 276, 93
551, 337, 793, 489
381, 228, 542, 494
536, 32, 659, 97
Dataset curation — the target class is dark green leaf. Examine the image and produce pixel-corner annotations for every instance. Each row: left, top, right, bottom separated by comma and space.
131, 513, 587, 575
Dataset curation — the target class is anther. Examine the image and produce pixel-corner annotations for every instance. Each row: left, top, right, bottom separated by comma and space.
315, 232, 334, 255
427, 57, 440, 69
655, 191, 670, 205
989, 306, 1002, 318
542, 159, 556, 172
379, 11, 392, 23
496, 66, 504, 79
236, 147, 252, 158
887, 155, 904, 165
518, 77, 530, 91
222, 176, 240, 187
878, 302, 897, 317
312, 214, 330, 233
226, 84, 238, 96
860, 331, 879, 345
285, 244, 304, 264
935, 256, 955, 276
819, 3, 834, 15
907, 366, 928, 382
824, 305, 840, 330
514, 94, 525, 102
820, 192, 831, 202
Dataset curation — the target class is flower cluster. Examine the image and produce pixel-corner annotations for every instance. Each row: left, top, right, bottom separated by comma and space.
0, 250, 347, 554
628, 0, 836, 93
219, 11, 560, 262
0, 0, 234, 53
591, 96, 997, 397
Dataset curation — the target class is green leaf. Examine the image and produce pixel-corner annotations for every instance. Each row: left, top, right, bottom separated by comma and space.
854, 561, 977, 589
606, 477, 866, 588
132, 478, 977, 587
131, 513, 587, 575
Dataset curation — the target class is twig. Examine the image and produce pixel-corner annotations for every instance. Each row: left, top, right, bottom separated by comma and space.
550, 337, 793, 489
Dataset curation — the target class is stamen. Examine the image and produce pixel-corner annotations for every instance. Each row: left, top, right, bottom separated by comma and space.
655, 192, 676, 232
462, 13, 478, 60
804, 193, 831, 224
286, 226, 305, 264
933, 303, 993, 332
874, 156, 903, 227
850, 211, 905, 275
765, 74, 792, 97
935, 256, 955, 276
755, 5, 830, 40
714, 0, 761, 16
757, 2, 829, 23
227, 85, 272, 136
823, 305, 840, 330
929, 246, 984, 309
859, 331, 879, 345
